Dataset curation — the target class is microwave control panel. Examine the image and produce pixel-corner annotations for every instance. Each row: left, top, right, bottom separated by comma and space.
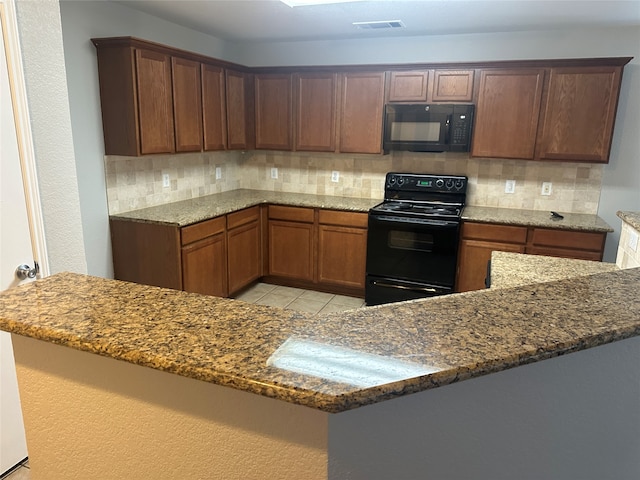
450, 105, 474, 145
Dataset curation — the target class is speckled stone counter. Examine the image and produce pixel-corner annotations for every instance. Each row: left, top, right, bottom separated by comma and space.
1, 266, 639, 414
110, 189, 380, 226
618, 210, 640, 231
462, 205, 613, 232
489, 251, 618, 289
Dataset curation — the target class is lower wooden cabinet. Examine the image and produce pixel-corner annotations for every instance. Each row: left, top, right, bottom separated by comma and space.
268, 206, 315, 281
266, 206, 368, 295
317, 210, 367, 290
227, 207, 262, 295
457, 221, 607, 292
182, 232, 227, 297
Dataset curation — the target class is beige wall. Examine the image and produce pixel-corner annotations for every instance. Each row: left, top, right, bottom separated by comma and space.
106, 150, 603, 216
14, 335, 328, 480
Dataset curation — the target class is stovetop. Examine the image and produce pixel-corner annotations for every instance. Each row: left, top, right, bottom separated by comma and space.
370, 173, 468, 220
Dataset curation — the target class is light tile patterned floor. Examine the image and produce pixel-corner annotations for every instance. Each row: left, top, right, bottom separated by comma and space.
234, 282, 365, 315
2, 459, 29, 480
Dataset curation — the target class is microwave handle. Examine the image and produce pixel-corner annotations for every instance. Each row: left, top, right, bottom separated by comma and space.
444, 115, 452, 144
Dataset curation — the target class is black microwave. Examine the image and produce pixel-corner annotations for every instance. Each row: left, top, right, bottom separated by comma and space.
383, 104, 474, 153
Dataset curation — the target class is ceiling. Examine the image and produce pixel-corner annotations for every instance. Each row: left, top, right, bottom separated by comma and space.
113, 0, 640, 43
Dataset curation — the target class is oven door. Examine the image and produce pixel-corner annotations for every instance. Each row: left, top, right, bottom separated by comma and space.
365, 213, 461, 305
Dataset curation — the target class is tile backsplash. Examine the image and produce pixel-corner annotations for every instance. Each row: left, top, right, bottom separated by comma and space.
616, 221, 640, 269
105, 150, 603, 215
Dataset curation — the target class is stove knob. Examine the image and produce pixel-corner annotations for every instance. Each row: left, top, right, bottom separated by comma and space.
388, 175, 396, 185
455, 179, 464, 190
435, 178, 444, 188
445, 179, 454, 189
397, 177, 405, 186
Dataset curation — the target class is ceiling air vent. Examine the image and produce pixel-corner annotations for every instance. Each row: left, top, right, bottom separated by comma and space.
353, 20, 406, 30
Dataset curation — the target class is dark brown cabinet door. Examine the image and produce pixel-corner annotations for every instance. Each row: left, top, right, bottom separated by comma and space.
432, 70, 474, 102
226, 69, 254, 150
227, 207, 262, 295
172, 57, 203, 152
317, 224, 367, 290
456, 239, 526, 292
201, 64, 227, 151
387, 70, 429, 102
182, 233, 228, 297
535, 66, 623, 163
294, 73, 338, 152
338, 72, 385, 154
268, 221, 314, 281
255, 74, 293, 150
136, 49, 175, 154
471, 69, 545, 159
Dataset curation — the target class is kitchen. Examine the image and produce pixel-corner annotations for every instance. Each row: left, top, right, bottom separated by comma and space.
1, 0, 640, 479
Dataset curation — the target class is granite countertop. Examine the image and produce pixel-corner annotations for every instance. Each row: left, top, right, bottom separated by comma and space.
1, 266, 639, 413
489, 251, 619, 289
110, 189, 380, 227
462, 205, 613, 232
618, 211, 640, 231
111, 189, 612, 233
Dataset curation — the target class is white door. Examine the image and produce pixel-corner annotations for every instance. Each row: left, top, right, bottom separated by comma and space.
0, 0, 48, 474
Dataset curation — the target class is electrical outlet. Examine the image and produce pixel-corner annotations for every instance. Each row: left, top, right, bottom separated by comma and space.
504, 179, 515, 194
541, 182, 552, 196
162, 173, 170, 188
215, 166, 222, 180
331, 171, 340, 183
270, 167, 278, 179
628, 230, 639, 252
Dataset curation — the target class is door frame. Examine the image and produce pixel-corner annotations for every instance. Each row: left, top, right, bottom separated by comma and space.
0, 0, 49, 277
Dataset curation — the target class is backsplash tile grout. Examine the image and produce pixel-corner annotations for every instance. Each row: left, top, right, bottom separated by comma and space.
105, 150, 603, 215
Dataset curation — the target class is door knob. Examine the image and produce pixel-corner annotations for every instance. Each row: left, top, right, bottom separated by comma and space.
15, 262, 38, 280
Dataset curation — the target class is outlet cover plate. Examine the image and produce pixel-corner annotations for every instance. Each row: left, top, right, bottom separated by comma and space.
215, 166, 222, 180
541, 182, 552, 196
504, 179, 515, 194
162, 173, 170, 188
331, 171, 340, 183
629, 230, 639, 252
271, 167, 278, 179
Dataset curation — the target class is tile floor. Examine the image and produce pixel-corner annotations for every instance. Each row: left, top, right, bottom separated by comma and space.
2, 459, 29, 480
234, 282, 366, 315
1, 284, 363, 480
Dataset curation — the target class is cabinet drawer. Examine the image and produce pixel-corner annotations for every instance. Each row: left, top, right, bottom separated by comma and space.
268, 205, 314, 223
461, 222, 528, 244
526, 246, 603, 261
181, 216, 226, 245
227, 206, 260, 229
529, 228, 605, 252
318, 209, 368, 228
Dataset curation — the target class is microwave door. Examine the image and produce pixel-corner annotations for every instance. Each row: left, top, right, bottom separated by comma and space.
386, 110, 449, 151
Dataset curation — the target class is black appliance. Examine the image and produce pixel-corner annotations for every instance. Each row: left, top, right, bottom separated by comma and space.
383, 104, 474, 153
365, 172, 467, 306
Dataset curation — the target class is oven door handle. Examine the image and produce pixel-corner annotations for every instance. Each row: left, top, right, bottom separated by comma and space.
372, 281, 439, 293
372, 215, 459, 227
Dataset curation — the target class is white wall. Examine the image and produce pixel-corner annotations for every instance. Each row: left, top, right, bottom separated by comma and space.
230, 26, 640, 262
58, 0, 230, 278
15, 0, 86, 274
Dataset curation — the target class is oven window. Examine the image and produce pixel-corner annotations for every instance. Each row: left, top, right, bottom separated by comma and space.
390, 121, 441, 142
388, 230, 434, 252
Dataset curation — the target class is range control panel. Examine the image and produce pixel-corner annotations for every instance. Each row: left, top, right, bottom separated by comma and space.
385, 173, 468, 193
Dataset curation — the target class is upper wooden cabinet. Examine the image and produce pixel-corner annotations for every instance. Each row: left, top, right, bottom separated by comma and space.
254, 73, 293, 150
136, 49, 175, 155
472, 68, 545, 160
535, 66, 623, 163
473, 62, 626, 163
172, 57, 203, 152
226, 69, 255, 150
387, 69, 474, 103
201, 64, 227, 151
338, 72, 385, 154
387, 70, 429, 102
432, 70, 474, 102
294, 73, 338, 152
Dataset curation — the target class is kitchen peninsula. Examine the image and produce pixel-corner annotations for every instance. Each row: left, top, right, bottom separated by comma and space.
1, 258, 639, 479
